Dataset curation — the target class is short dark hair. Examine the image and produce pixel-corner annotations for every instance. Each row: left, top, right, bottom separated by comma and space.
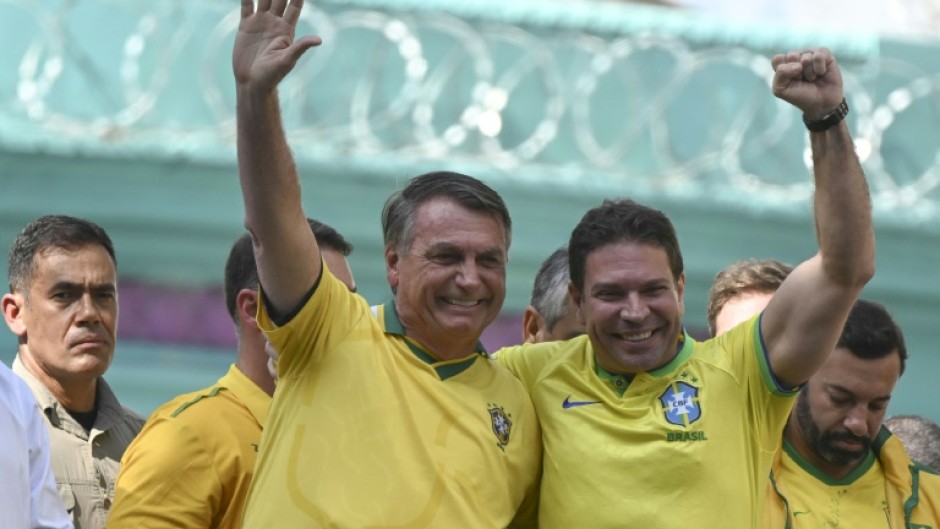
568, 198, 683, 292
530, 247, 571, 330
706, 259, 793, 336
224, 218, 353, 324
839, 298, 907, 375
381, 171, 512, 253
8, 215, 116, 296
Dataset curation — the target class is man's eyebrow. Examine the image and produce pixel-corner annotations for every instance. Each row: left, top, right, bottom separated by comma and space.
478, 247, 506, 258
49, 281, 115, 293
49, 281, 82, 291
827, 383, 892, 402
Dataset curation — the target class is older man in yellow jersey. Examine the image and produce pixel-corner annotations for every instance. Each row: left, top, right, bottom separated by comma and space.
230, 0, 541, 527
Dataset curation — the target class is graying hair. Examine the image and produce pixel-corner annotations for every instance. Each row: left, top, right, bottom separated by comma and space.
530, 247, 571, 330
381, 171, 511, 253
884, 415, 940, 471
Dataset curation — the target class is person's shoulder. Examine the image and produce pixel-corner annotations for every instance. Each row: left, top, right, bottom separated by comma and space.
128, 385, 234, 452
0, 362, 34, 408
163, 384, 233, 422
694, 315, 762, 361
495, 336, 589, 380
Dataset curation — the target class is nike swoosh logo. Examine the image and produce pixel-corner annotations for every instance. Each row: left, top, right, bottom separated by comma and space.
562, 396, 601, 409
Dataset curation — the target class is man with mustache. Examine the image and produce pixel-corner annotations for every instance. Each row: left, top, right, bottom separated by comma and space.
1, 215, 144, 529
708, 260, 940, 527
766, 301, 940, 527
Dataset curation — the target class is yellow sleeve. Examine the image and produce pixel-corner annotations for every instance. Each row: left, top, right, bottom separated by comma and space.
257, 266, 368, 380
107, 411, 220, 529
714, 313, 797, 454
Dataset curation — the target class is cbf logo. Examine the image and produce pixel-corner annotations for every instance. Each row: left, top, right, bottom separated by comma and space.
659, 381, 701, 427
487, 403, 513, 451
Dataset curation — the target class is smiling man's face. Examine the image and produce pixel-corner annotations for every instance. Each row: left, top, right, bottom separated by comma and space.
572, 240, 685, 375
386, 197, 507, 360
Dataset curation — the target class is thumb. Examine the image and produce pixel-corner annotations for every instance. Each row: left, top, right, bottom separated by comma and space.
288, 35, 322, 62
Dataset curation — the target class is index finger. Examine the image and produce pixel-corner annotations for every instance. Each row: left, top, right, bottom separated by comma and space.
284, 0, 305, 26
241, 0, 254, 18
812, 53, 827, 76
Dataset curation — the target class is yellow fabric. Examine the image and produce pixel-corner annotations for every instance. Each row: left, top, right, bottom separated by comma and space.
766, 429, 940, 529
497, 314, 795, 529
13, 356, 144, 529
774, 443, 888, 528
242, 266, 541, 528
106, 364, 269, 529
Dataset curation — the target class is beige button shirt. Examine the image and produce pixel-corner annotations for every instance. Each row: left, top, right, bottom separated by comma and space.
13, 357, 144, 529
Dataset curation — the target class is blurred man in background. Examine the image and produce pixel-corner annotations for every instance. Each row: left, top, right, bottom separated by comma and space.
522, 247, 584, 343
107, 219, 355, 529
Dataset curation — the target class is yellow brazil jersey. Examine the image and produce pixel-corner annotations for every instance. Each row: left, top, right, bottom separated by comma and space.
241, 265, 541, 529
497, 314, 796, 529
108, 364, 270, 529
770, 439, 890, 529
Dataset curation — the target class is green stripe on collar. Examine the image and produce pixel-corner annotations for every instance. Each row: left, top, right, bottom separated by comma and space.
595, 330, 690, 396
649, 330, 692, 377
783, 437, 876, 485
381, 299, 406, 335
383, 300, 486, 380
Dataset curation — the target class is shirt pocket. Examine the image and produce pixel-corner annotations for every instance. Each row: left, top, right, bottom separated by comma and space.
56, 482, 76, 518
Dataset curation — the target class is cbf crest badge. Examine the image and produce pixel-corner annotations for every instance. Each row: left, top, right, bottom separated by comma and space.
659, 381, 701, 427
487, 403, 513, 451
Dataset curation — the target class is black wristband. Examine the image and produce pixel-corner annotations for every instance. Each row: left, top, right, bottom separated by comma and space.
803, 98, 849, 132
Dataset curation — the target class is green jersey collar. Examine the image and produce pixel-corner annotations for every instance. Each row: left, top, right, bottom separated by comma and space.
381, 300, 486, 380
595, 329, 692, 396
783, 437, 876, 486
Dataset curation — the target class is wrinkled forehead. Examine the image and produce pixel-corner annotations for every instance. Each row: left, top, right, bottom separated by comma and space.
812, 347, 902, 395
31, 244, 117, 278
412, 198, 509, 250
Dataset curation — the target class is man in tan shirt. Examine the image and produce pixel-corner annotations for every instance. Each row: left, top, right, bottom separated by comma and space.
2, 215, 144, 529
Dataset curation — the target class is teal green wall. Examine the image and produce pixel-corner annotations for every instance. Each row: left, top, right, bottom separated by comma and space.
1, 0, 938, 421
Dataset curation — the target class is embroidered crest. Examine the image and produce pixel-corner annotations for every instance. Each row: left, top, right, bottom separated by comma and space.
659, 381, 701, 427
487, 403, 513, 451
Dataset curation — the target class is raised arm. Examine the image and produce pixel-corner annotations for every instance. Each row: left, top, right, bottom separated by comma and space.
233, 0, 322, 315
760, 47, 875, 387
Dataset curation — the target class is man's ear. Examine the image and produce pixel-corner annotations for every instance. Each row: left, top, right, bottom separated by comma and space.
385, 246, 400, 292
675, 272, 686, 318
1, 293, 27, 337
236, 289, 260, 331
568, 281, 585, 325
521, 305, 545, 344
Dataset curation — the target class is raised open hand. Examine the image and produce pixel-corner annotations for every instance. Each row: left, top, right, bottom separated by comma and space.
233, 0, 321, 94
771, 47, 843, 120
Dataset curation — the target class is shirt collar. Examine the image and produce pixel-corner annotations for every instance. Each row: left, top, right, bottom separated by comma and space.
12, 354, 126, 437
379, 299, 488, 359
595, 329, 693, 396
218, 364, 271, 426
378, 300, 486, 380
